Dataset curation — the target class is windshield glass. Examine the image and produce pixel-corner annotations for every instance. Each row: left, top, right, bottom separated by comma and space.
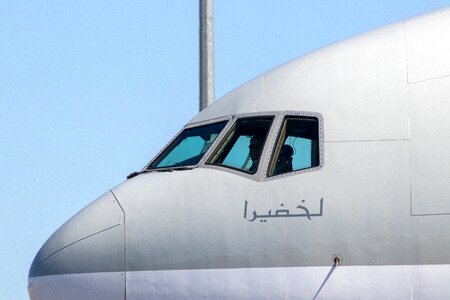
268, 116, 320, 176
208, 117, 274, 174
148, 121, 227, 169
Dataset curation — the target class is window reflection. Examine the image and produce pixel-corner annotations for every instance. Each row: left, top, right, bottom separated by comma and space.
209, 117, 273, 174
148, 121, 227, 169
269, 117, 319, 176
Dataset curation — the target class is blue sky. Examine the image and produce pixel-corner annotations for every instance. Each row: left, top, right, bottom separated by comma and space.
2, 1, 450, 298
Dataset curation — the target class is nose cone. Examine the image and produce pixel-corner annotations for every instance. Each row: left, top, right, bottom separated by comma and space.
28, 191, 126, 300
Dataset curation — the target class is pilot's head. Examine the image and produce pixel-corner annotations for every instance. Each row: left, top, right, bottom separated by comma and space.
249, 135, 264, 161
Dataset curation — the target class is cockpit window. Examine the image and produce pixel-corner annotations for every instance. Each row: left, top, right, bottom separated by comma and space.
268, 116, 319, 176
148, 121, 227, 169
207, 117, 273, 174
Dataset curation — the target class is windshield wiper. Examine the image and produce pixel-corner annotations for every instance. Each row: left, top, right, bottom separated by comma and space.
126, 170, 145, 179
126, 166, 193, 179
155, 166, 194, 172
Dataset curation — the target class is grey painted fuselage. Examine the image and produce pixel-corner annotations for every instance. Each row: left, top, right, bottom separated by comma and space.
29, 7, 450, 300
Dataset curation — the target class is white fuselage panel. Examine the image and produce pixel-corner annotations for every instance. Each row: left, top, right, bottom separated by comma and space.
28, 272, 125, 300
126, 265, 448, 299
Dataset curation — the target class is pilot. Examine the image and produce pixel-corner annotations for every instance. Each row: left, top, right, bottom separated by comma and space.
275, 144, 294, 175
248, 135, 264, 173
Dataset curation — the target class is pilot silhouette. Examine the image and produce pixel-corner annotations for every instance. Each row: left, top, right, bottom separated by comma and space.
248, 135, 264, 173
275, 144, 294, 175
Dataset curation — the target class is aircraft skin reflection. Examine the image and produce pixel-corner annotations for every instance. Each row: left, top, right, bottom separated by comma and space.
29, 7, 450, 300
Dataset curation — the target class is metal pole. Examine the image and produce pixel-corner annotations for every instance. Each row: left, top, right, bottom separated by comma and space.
199, 0, 214, 111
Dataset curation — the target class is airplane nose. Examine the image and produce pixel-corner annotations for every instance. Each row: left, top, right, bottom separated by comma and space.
28, 191, 126, 300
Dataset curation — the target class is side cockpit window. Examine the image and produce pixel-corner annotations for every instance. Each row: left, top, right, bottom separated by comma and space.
148, 121, 227, 169
268, 116, 320, 177
207, 117, 273, 174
